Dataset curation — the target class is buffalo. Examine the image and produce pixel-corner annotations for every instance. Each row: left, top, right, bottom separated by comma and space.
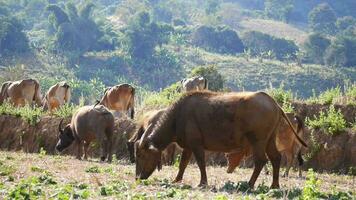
56, 105, 115, 162
135, 91, 307, 188
127, 109, 177, 165
226, 113, 305, 177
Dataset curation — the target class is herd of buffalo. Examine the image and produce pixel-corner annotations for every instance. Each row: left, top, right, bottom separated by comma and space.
0, 76, 308, 189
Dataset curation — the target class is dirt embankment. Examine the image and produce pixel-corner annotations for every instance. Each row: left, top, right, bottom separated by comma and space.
0, 102, 354, 172
0, 115, 136, 159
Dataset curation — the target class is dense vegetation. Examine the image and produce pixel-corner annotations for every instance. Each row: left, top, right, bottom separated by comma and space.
0, 0, 355, 102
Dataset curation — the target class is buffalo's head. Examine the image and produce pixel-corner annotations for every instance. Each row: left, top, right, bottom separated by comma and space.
225, 151, 244, 173
135, 125, 161, 180
56, 119, 75, 152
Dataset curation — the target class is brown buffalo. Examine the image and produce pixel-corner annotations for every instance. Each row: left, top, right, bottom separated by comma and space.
56, 105, 115, 162
135, 91, 307, 188
181, 76, 208, 92
99, 84, 135, 119
0, 79, 42, 107
42, 81, 71, 111
127, 109, 177, 165
226, 113, 305, 177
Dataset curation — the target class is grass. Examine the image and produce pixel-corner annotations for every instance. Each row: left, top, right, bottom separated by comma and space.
0, 102, 44, 125
0, 151, 354, 199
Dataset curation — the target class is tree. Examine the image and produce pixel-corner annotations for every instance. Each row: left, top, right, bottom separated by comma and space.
324, 35, 356, 67
336, 16, 356, 32
264, 0, 293, 22
303, 33, 331, 64
308, 3, 337, 35
124, 11, 173, 60
0, 16, 29, 54
190, 65, 224, 91
192, 25, 244, 54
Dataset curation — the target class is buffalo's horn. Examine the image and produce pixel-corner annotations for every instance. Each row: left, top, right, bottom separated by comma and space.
139, 124, 153, 148
58, 119, 64, 134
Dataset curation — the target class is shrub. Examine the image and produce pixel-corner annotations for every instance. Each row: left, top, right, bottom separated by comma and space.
190, 65, 224, 91
0, 103, 44, 125
191, 25, 244, 54
52, 103, 80, 118
324, 34, 356, 67
142, 82, 182, 109
301, 169, 325, 199
0, 16, 29, 54
267, 84, 294, 112
336, 16, 356, 32
306, 105, 346, 135
241, 31, 298, 60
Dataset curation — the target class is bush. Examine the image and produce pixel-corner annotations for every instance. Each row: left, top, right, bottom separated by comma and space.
301, 169, 324, 199
267, 84, 294, 112
142, 82, 182, 109
336, 16, 356, 32
190, 65, 224, 91
191, 25, 244, 54
303, 32, 331, 64
241, 31, 298, 60
0, 103, 44, 125
306, 105, 346, 135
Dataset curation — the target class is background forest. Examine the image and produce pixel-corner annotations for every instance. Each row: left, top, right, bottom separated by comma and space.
0, 0, 355, 104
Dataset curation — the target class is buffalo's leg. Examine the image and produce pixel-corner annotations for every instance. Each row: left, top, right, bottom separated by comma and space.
266, 139, 281, 189
173, 149, 192, 183
100, 138, 108, 162
169, 144, 176, 165
248, 141, 268, 188
283, 152, 293, 177
192, 146, 207, 187
83, 141, 90, 160
76, 140, 83, 160
106, 137, 113, 163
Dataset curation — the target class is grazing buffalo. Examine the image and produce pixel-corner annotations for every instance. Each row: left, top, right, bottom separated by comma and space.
0, 79, 42, 107
56, 105, 115, 162
181, 76, 208, 92
127, 109, 177, 165
99, 84, 135, 119
42, 81, 71, 111
135, 91, 307, 188
226, 113, 305, 177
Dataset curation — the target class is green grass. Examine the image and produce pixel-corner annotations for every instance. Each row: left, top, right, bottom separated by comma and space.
0, 102, 44, 125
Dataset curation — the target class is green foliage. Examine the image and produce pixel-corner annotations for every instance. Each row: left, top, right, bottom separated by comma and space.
124, 11, 173, 59
190, 65, 224, 91
336, 16, 356, 32
142, 82, 182, 108
85, 166, 101, 173
191, 25, 244, 54
52, 103, 80, 118
301, 169, 324, 199
0, 163, 16, 176
303, 32, 331, 64
267, 84, 294, 112
0, 103, 44, 125
0, 15, 29, 54
303, 130, 321, 162
306, 105, 346, 135
308, 3, 337, 35
241, 31, 298, 60
324, 34, 356, 68
264, 0, 293, 22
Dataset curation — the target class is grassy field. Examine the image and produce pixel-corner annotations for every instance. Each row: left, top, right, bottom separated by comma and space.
0, 151, 354, 199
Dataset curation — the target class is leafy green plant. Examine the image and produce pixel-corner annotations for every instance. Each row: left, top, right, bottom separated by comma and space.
52, 103, 80, 118
303, 130, 321, 162
0, 102, 44, 125
306, 105, 346, 135
85, 166, 101, 173
301, 169, 325, 199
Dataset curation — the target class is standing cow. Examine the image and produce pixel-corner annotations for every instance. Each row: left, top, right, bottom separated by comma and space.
134, 91, 307, 188
226, 113, 305, 177
42, 81, 71, 111
0, 79, 42, 107
180, 76, 208, 92
99, 84, 135, 119
56, 105, 115, 162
